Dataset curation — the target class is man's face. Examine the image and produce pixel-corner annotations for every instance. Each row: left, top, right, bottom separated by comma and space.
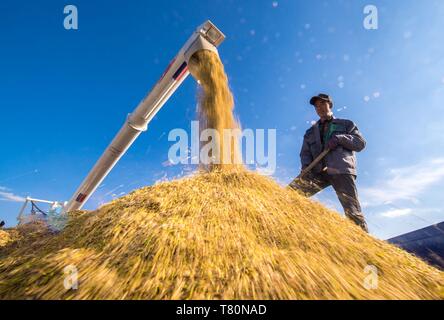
314, 99, 332, 120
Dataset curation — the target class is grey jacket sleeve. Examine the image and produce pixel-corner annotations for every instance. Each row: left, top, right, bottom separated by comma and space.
300, 134, 313, 169
335, 121, 366, 152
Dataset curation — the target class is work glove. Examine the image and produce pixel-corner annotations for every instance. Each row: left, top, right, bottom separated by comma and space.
327, 135, 340, 150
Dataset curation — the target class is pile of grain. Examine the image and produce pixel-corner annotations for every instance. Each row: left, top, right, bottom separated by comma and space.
0, 170, 443, 299
0, 230, 11, 248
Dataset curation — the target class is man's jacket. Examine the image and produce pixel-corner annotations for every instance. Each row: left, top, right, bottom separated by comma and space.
300, 117, 366, 175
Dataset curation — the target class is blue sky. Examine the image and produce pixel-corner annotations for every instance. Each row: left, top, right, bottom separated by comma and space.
1, 0, 444, 239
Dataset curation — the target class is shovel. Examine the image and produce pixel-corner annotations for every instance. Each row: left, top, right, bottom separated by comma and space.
288, 148, 330, 189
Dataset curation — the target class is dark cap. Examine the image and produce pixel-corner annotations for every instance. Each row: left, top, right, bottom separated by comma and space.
309, 93, 333, 107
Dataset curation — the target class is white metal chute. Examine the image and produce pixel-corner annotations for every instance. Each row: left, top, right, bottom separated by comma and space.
62, 20, 225, 214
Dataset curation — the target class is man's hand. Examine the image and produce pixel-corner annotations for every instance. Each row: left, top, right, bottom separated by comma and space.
327, 135, 340, 150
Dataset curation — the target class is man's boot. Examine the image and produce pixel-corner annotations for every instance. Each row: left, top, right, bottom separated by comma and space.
346, 212, 369, 233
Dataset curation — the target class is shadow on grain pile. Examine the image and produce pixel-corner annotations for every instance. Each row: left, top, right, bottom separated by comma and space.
0, 50, 443, 299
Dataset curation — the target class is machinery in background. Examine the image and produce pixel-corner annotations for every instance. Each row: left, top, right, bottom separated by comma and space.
17, 197, 67, 225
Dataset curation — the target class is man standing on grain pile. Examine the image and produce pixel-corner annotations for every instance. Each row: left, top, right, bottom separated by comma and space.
290, 93, 369, 232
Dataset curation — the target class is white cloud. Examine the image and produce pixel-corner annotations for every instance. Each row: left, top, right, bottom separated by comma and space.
104, 184, 125, 197
256, 166, 275, 176
0, 191, 25, 202
380, 208, 412, 218
403, 31, 412, 39
361, 158, 444, 207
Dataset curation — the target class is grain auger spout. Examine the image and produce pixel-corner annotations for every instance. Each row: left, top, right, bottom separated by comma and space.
16, 20, 225, 221
62, 21, 225, 213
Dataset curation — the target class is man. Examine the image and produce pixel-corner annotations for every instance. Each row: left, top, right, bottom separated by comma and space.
0, 220, 5, 228
290, 93, 368, 232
